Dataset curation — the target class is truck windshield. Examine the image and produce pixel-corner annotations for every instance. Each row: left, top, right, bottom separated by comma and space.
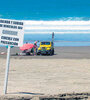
41, 42, 50, 45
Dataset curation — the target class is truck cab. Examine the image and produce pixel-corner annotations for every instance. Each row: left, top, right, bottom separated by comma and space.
37, 41, 54, 55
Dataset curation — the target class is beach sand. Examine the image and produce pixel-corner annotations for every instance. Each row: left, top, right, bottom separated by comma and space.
1, 46, 90, 59
0, 47, 90, 99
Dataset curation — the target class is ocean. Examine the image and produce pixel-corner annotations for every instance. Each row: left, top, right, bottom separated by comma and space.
24, 34, 90, 47
0, 20, 90, 47
23, 20, 90, 47
0, 0, 90, 47
1, 0, 90, 21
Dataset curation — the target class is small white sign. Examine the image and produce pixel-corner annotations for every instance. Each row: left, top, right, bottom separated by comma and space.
0, 19, 24, 47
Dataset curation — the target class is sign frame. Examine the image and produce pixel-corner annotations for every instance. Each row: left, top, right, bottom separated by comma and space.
0, 19, 24, 94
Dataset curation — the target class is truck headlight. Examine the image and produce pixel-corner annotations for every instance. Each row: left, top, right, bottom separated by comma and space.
47, 47, 51, 50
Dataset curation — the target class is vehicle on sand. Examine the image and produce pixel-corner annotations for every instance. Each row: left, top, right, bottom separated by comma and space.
37, 41, 54, 55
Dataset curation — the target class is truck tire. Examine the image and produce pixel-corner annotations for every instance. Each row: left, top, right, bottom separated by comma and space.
50, 50, 52, 56
52, 49, 54, 55
37, 52, 40, 55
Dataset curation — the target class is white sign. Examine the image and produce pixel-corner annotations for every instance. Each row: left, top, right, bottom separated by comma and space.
0, 19, 24, 47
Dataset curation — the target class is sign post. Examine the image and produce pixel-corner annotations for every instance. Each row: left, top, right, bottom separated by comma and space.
4, 45, 11, 94
0, 19, 24, 94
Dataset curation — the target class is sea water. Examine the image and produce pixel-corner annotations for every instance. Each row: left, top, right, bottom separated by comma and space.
24, 34, 90, 47
0, 0, 90, 47
1, 34, 90, 47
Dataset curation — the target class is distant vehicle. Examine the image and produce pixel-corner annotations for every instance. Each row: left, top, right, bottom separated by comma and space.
37, 41, 54, 55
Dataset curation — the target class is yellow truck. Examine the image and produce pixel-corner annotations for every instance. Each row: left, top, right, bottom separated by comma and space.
37, 41, 54, 55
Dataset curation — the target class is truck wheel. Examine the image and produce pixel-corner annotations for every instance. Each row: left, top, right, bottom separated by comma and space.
52, 49, 54, 55
50, 51, 52, 56
37, 52, 40, 55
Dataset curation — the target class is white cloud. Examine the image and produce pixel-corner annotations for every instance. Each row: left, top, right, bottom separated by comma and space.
25, 26, 90, 30
24, 20, 90, 34
24, 20, 90, 25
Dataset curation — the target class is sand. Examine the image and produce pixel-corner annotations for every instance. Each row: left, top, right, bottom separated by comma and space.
0, 46, 90, 99
1, 46, 90, 59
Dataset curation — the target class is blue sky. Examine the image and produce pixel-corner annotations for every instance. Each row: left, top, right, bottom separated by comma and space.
0, 0, 90, 20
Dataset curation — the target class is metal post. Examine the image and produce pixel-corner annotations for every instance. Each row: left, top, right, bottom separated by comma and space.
52, 32, 54, 42
52, 32, 54, 46
4, 45, 11, 94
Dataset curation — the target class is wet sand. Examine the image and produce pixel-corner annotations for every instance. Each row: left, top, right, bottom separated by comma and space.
0, 46, 90, 59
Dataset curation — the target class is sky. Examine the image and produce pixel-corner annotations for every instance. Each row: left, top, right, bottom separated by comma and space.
0, 0, 90, 34
0, 0, 90, 20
